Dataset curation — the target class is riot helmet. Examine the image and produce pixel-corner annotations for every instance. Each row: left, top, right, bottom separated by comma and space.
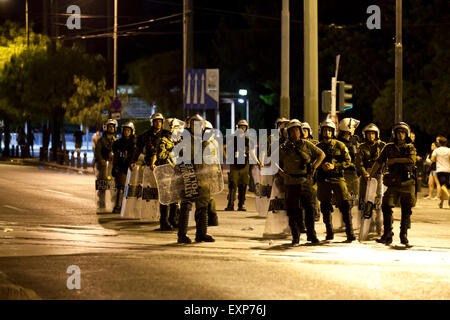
186, 114, 205, 132
121, 121, 135, 136
320, 119, 337, 138
275, 117, 289, 129
150, 113, 164, 127
338, 118, 360, 135
287, 119, 303, 140
105, 119, 118, 133
236, 119, 249, 132
302, 122, 313, 139
391, 122, 411, 142
362, 123, 380, 140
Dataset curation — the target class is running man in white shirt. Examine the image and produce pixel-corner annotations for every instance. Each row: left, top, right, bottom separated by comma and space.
431, 136, 450, 208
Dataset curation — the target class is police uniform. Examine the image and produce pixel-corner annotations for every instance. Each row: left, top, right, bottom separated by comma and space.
225, 122, 258, 211
112, 123, 136, 213
303, 122, 321, 222
373, 122, 416, 245
355, 124, 386, 224
94, 120, 118, 208
279, 121, 324, 244
177, 115, 214, 244
316, 120, 355, 242
156, 129, 180, 230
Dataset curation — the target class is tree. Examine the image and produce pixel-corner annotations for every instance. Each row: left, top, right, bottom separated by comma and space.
64, 76, 113, 128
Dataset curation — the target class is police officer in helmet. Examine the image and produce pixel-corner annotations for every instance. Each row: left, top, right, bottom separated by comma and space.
369, 122, 416, 246
279, 119, 325, 245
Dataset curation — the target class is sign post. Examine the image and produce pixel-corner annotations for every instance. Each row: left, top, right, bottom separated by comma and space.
184, 69, 219, 111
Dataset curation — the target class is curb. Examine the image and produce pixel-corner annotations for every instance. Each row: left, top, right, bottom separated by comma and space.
0, 272, 41, 300
0, 158, 94, 175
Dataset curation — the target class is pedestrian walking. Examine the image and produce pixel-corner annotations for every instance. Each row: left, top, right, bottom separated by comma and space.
17, 127, 26, 158
424, 142, 441, 200
278, 119, 325, 245
431, 136, 450, 208
370, 122, 416, 246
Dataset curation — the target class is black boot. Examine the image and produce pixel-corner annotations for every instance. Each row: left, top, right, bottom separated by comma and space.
238, 184, 247, 211
288, 215, 300, 245
400, 229, 409, 245
159, 204, 173, 231
225, 182, 236, 211
323, 211, 334, 240
168, 203, 179, 228
376, 207, 393, 245
305, 208, 320, 244
342, 208, 356, 243
112, 188, 124, 213
177, 202, 191, 243
195, 207, 215, 242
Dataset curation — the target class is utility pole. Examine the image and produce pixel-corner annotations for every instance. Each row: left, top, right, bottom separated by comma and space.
25, 0, 29, 47
183, 0, 194, 119
113, 0, 118, 99
303, 0, 319, 138
280, 0, 290, 119
395, 0, 403, 123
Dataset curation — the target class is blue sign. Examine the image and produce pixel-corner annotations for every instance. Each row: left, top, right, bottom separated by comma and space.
184, 69, 219, 110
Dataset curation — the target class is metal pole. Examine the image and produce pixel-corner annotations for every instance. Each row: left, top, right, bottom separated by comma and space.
280, 0, 290, 118
26, 0, 29, 47
303, 0, 319, 137
183, 0, 187, 120
246, 99, 249, 123
231, 101, 235, 134
113, 0, 118, 98
395, 0, 403, 123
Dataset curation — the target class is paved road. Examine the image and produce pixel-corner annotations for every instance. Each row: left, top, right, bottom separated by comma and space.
0, 163, 449, 300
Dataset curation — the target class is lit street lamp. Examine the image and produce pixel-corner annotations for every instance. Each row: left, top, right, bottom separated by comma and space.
239, 89, 249, 123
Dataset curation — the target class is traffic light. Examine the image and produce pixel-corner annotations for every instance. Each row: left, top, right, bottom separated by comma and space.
321, 90, 331, 113
338, 81, 353, 111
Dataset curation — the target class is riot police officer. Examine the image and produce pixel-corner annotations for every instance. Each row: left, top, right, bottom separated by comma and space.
95, 119, 118, 209
224, 119, 261, 211
132, 113, 165, 167
177, 114, 215, 244
302, 122, 319, 145
369, 122, 416, 246
112, 122, 137, 213
355, 123, 386, 231
279, 120, 325, 245
337, 118, 361, 208
152, 118, 183, 230
316, 119, 356, 242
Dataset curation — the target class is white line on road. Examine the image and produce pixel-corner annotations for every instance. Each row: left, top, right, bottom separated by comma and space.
3, 205, 24, 212
45, 189, 72, 197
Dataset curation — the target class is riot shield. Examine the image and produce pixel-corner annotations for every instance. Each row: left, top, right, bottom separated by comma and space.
153, 163, 223, 205
263, 176, 290, 238
358, 177, 378, 242
251, 166, 273, 217
95, 160, 116, 213
120, 165, 143, 219
140, 166, 160, 222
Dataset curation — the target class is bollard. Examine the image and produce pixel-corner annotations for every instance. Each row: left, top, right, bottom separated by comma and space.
83, 153, 88, 169
70, 151, 75, 167
64, 150, 69, 166
76, 151, 81, 168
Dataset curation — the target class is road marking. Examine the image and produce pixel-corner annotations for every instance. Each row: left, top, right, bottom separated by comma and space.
45, 189, 72, 196
3, 205, 24, 212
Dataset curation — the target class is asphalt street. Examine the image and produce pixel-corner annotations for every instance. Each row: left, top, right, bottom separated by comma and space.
0, 162, 449, 300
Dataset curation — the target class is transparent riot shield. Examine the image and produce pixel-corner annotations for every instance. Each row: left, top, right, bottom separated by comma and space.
263, 176, 290, 238
120, 165, 143, 219
359, 177, 378, 242
154, 163, 223, 205
95, 160, 116, 213
140, 166, 160, 222
251, 166, 273, 217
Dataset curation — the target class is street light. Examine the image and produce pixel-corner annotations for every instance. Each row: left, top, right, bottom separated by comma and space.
239, 89, 249, 122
